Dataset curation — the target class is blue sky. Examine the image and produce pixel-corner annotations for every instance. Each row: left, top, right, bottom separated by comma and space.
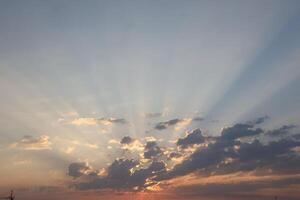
0, 1, 300, 200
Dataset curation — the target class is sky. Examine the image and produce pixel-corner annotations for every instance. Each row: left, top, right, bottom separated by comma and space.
0, 0, 300, 200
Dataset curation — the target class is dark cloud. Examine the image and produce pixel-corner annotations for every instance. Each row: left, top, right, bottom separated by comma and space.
220, 123, 263, 140
68, 117, 300, 195
154, 119, 184, 130
68, 162, 91, 179
206, 139, 300, 176
266, 125, 296, 136
168, 152, 182, 159
158, 122, 300, 181
120, 136, 134, 145
293, 134, 300, 140
73, 159, 166, 191
154, 117, 204, 130
144, 141, 163, 159
73, 159, 137, 190
107, 159, 138, 180
145, 141, 157, 149
177, 129, 205, 148
246, 115, 269, 125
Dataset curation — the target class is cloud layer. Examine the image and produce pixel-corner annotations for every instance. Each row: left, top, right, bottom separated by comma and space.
67, 117, 300, 196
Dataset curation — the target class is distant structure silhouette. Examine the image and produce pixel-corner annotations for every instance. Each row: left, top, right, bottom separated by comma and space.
0, 190, 15, 200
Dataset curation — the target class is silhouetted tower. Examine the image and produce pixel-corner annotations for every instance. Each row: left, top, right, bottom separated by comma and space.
0, 190, 15, 200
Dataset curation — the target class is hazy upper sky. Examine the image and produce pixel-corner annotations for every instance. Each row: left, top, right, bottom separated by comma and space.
0, 1, 300, 200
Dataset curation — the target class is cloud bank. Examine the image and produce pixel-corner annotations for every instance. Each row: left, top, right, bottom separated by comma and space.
67, 117, 300, 197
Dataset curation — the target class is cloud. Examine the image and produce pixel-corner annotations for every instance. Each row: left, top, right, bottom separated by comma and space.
220, 123, 263, 140
157, 121, 300, 181
192, 117, 204, 121
72, 159, 166, 191
176, 129, 205, 149
143, 112, 163, 118
293, 134, 300, 140
68, 162, 91, 179
266, 125, 296, 136
120, 136, 144, 152
154, 118, 192, 130
172, 174, 300, 197
168, 152, 182, 160
67, 117, 300, 196
120, 136, 134, 145
154, 117, 204, 131
10, 135, 52, 150
144, 141, 163, 159
70, 117, 127, 126
143, 108, 170, 118
246, 115, 269, 125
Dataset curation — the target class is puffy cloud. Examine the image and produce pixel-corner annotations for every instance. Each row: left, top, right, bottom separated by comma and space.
158, 121, 300, 181
67, 117, 300, 196
10, 135, 52, 150
176, 129, 205, 149
70, 117, 127, 126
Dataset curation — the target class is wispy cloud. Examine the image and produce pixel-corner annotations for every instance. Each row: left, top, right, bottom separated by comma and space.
69, 117, 127, 126
10, 135, 52, 150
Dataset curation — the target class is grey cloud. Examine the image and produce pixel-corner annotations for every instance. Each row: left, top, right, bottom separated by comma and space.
68, 118, 300, 194
168, 152, 182, 159
192, 117, 204, 121
266, 125, 296, 136
73, 159, 166, 191
144, 141, 163, 159
205, 139, 300, 176
145, 141, 157, 150
220, 123, 263, 140
157, 121, 299, 181
293, 134, 300, 140
144, 112, 163, 118
154, 119, 184, 130
246, 115, 269, 125
68, 162, 91, 179
154, 117, 202, 130
177, 129, 205, 148
120, 136, 134, 145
